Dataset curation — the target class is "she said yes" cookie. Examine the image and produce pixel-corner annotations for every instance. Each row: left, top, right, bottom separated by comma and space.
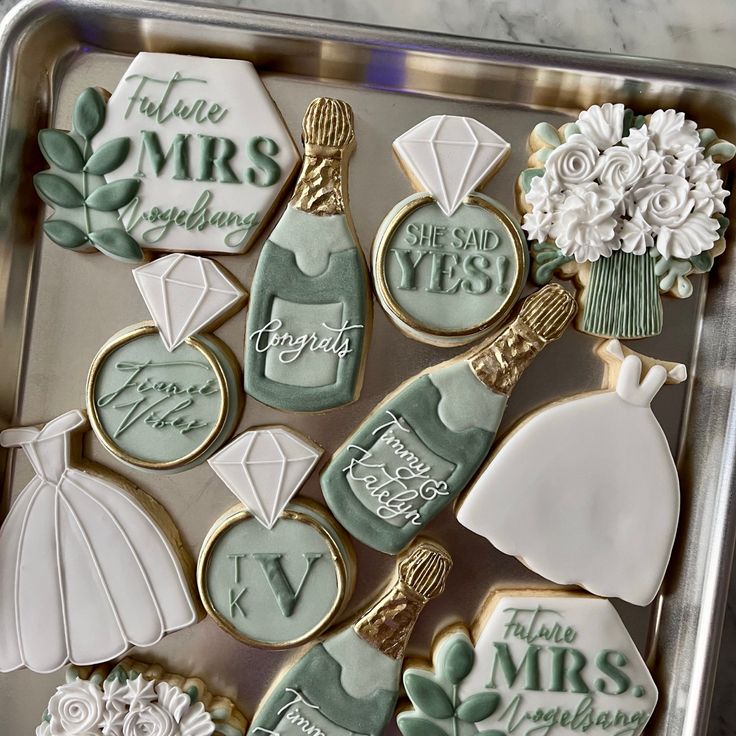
86, 253, 246, 472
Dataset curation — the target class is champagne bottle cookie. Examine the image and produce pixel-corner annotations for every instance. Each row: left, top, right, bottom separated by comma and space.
457, 339, 684, 606
398, 589, 658, 736
198, 426, 355, 649
248, 539, 451, 736
244, 97, 371, 413
374, 115, 528, 346
36, 658, 247, 736
0, 411, 197, 673
322, 284, 576, 554
86, 253, 246, 472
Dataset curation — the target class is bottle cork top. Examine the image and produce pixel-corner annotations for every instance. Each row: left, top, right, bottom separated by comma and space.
516, 283, 577, 343
302, 97, 355, 150
397, 539, 452, 601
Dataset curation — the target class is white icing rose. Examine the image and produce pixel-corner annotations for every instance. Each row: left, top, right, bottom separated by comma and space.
576, 102, 625, 150
618, 210, 654, 255
179, 702, 215, 736
122, 704, 177, 736
646, 109, 700, 154
550, 184, 618, 262
544, 134, 600, 185
48, 681, 104, 736
657, 212, 720, 259
596, 146, 643, 192
622, 125, 653, 159
632, 174, 694, 230
522, 209, 554, 243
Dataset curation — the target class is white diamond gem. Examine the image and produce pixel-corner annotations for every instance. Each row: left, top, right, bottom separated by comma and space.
393, 115, 511, 216
133, 253, 246, 351
208, 427, 323, 529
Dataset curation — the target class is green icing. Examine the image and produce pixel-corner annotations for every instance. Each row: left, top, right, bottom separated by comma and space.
91, 331, 239, 469
204, 512, 339, 645
244, 216, 368, 412
34, 88, 142, 263
532, 122, 560, 149
322, 362, 496, 555
381, 196, 526, 333
248, 641, 397, 736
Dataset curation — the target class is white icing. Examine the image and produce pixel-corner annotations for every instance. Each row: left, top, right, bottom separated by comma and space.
133, 253, 247, 351
595, 146, 643, 191
617, 209, 653, 255
630, 173, 693, 229
544, 133, 600, 186
577, 102, 626, 150
393, 115, 510, 216
657, 212, 720, 259
457, 354, 680, 606
645, 109, 700, 153
40, 673, 217, 736
458, 594, 658, 736
94, 52, 300, 254
208, 426, 322, 529
0, 411, 197, 673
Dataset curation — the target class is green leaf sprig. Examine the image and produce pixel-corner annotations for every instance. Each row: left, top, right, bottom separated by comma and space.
33, 87, 143, 263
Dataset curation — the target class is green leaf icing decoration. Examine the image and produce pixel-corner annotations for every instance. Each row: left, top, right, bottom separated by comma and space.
404, 673, 454, 719
397, 715, 449, 736
34, 87, 142, 263
442, 635, 475, 685
690, 250, 714, 272
519, 168, 544, 194
455, 692, 500, 723
38, 129, 85, 173
43, 220, 88, 249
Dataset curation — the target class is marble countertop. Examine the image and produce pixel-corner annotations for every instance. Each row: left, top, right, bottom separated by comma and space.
0, 0, 734, 734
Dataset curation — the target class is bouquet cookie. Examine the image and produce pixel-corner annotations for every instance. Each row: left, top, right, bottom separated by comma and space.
518, 103, 735, 338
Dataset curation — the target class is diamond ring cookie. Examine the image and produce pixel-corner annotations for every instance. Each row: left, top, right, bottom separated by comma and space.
398, 589, 658, 736
0, 411, 197, 673
457, 339, 684, 606
373, 115, 528, 346
86, 254, 246, 472
322, 284, 576, 555
248, 539, 451, 736
518, 103, 735, 338
37, 658, 247, 736
244, 97, 371, 413
198, 426, 355, 649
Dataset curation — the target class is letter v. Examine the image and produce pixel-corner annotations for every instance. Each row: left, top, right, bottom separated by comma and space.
252, 553, 323, 617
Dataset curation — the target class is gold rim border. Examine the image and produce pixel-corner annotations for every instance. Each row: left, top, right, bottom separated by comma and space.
373, 193, 528, 339
196, 504, 349, 650
86, 323, 230, 471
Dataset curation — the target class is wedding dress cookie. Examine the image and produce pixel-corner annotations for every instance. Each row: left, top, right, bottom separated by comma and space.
0, 411, 197, 673
457, 339, 684, 606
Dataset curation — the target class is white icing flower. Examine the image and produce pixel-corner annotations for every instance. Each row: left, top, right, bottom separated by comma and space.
675, 143, 703, 168
632, 174, 694, 230
123, 677, 157, 713
155, 682, 191, 724
544, 134, 600, 185
618, 210, 654, 255
122, 704, 177, 736
48, 681, 104, 736
524, 172, 562, 210
691, 173, 729, 216
622, 125, 653, 158
179, 702, 215, 736
646, 109, 700, 154
640, 148, 668, 178
550, 184, 618, 262
657, 212, 720, 259
596, 146, 643, 191
577, 103, 626, 150
522, 209, 554, 243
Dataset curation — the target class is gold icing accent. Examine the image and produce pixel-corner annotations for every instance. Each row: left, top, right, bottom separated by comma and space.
469, 284, 576, 395
354, 539, 451, 660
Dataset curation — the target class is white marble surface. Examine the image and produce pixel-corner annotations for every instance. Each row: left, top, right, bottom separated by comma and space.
0, 0, 735, 733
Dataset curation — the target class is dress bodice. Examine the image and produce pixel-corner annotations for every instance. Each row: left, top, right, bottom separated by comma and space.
0, 410, 86, 484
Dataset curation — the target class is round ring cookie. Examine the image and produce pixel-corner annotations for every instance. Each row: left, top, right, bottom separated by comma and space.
373, 115, 528, 346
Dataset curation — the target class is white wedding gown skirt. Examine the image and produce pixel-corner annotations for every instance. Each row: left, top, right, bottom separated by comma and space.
0, 410, 197, 673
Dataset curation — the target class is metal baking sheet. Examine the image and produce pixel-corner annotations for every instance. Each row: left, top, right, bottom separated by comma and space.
1, 2, 736, 734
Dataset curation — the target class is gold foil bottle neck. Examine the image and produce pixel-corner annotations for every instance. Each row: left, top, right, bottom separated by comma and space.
291, 97, 355, 216
353, 540, 452, 660
468, 283, 577, 395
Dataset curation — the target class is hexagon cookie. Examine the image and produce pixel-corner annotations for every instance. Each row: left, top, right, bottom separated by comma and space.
93, 52, 300, 254
398, 590, 657, 736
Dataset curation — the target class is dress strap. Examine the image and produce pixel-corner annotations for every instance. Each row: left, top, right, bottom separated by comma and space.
0, 427, 39, 448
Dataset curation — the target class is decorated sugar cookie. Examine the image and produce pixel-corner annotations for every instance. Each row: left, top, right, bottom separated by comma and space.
457, 339, 684, 606
322, 284, 576, 555
398, 590, 657, 736
248, 539, 451, 736
0, 411, 197, 674
37, 658, 247, 736
198, 426, 355, 649
518, 103, 735, 338
86, 253, 245, 472
88, 52, 299, 254
374, 115, 528, 346
244, 97, 371, 413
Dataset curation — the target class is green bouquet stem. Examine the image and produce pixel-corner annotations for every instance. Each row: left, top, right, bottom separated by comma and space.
582, 250, 662, 338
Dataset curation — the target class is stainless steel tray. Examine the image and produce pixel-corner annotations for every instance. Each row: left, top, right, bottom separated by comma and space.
1, 1, 736, 734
